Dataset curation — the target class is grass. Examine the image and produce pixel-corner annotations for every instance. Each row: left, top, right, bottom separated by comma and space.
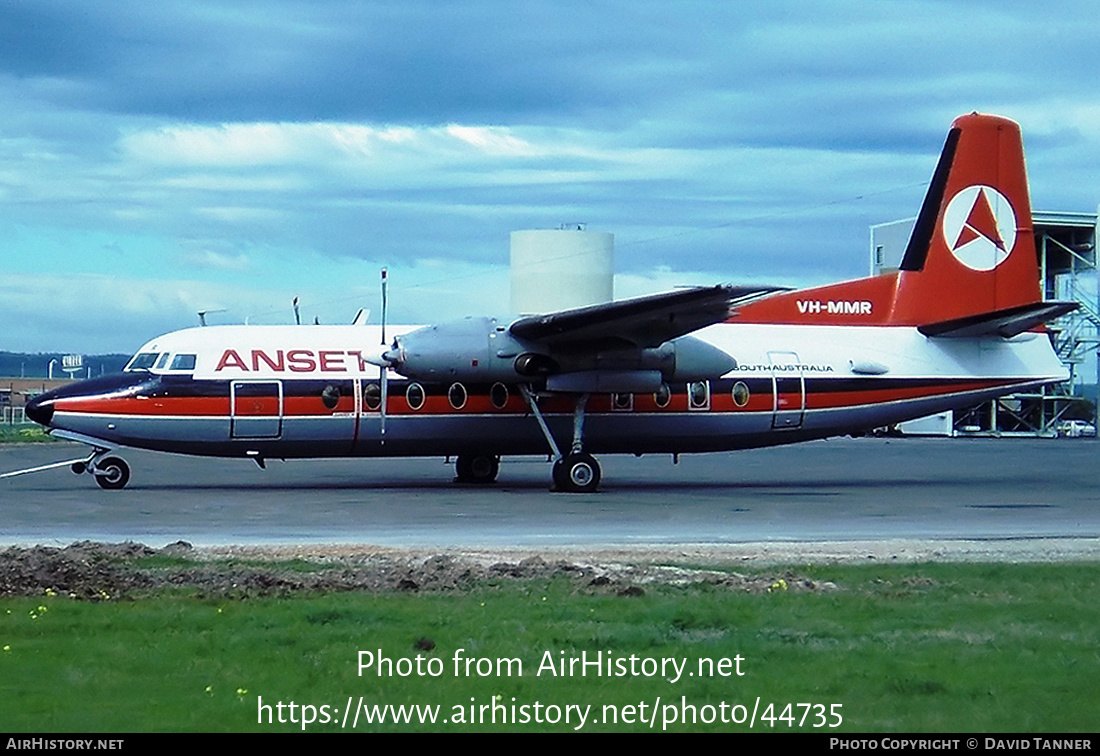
1, 562, 1097, 732
0, 425, 54, 443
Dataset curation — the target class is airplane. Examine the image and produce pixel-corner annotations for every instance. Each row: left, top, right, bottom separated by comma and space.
20, 113, 1076, 492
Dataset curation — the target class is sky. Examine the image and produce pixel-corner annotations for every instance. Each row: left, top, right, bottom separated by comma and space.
3, 0, 1100, 353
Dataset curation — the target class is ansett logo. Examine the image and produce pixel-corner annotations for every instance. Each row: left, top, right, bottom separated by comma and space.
941, 184, 1017, 271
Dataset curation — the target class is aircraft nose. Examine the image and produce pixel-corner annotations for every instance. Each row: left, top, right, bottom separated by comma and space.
24, 395, 54, 427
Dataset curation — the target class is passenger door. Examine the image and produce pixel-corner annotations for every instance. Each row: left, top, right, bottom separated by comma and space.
768, 351, 805, 429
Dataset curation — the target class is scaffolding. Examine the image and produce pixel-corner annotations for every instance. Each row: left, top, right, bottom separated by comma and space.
870, 208, 1100, 437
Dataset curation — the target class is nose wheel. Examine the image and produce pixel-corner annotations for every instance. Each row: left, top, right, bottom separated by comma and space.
92, 456, 131, 489
65, 450, 132, 489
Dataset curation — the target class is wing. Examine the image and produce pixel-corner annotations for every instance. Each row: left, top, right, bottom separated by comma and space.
508, 284, 782, 350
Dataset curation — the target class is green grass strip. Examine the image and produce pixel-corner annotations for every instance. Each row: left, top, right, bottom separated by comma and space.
1, 562, 1096, 732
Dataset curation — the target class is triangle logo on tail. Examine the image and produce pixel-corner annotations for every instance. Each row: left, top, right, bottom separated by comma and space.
941, 185, 1017, 271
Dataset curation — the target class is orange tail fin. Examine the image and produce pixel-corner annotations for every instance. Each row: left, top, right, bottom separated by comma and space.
891, 113, 1042, 326
732, 113, 1076, 333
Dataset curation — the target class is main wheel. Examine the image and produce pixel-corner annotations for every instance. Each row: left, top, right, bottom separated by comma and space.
455, 453, 500, 484
553, 452, 600, 493
94, 456, 130, 490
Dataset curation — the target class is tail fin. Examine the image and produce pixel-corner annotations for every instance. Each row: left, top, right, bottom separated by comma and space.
729, 112, 1076, 332
890, 113, 1047, 329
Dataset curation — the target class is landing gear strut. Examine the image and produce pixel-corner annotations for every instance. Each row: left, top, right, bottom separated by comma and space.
519, 386, 602, 493
455, 453, 500, 484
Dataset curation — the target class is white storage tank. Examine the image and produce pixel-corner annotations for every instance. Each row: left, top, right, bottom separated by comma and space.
510, 228, 614, 315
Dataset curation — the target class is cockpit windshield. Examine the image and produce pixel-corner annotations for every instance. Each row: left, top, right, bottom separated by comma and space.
170, 354, 197, 371
125, 352, 160, 371
125, 351, 198, 373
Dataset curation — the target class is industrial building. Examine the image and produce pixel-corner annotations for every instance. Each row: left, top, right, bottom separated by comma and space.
871, 209, 1099, 436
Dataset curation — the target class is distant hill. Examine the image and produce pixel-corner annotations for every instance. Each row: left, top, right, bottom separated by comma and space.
0, 352, 130, 379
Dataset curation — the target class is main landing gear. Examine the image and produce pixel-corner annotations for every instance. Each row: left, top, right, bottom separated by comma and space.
551, 451, 601, 494
454, 453, 500, 484
520, 386, 602, 493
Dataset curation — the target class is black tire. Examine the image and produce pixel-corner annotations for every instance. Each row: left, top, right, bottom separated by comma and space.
455, 453, 499, 484
94, 457, 130, 490
554, 452, 600, 493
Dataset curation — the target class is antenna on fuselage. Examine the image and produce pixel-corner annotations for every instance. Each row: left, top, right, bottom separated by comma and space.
293, 296, 301, 326
197, 308, 227, 327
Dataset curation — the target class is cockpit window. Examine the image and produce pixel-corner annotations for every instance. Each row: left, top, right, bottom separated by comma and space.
126, 352, 160, 371
170, 354, 197, 371
155, 353, 171, 369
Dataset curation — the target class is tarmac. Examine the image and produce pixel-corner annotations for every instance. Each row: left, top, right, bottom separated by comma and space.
1, 436, 1098, 560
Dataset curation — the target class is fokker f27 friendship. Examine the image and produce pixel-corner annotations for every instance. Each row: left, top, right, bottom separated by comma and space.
20, 114, 1075, 492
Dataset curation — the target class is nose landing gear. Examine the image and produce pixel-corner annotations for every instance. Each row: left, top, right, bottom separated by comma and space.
71, 450, 131, 489
1, 447, 132, 489
91, 456, 131, 490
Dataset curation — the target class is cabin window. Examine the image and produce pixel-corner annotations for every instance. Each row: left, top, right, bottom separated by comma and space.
406, 383, 425, 411
321, 384, 341, 410
363, 382, 382, 410
732, 381, 750, 408
654, 383, 671, 408
490, 382, 509, 409
126, 352, 159, 371
688, 381, 710, 410
170, 354, 197, 371
448, 382, 467, 410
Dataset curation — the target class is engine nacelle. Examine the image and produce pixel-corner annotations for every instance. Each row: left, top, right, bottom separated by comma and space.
550, 337, 736, 382
386, 317, 537, 383
386, 317, 736, 387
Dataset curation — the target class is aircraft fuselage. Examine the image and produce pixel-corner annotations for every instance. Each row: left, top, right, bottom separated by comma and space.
27, 321, 1064, 461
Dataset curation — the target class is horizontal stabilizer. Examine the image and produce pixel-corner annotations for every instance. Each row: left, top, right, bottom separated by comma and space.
509, 284, 783, 349
918, 301, 1078, 338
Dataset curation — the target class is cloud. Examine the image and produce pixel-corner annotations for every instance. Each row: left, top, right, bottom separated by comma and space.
177, 248, 250, 271
3, 0, 1100, 351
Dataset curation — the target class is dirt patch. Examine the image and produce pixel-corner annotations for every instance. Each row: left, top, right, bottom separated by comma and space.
0, 541, 155, 600
0, 541, 833, 600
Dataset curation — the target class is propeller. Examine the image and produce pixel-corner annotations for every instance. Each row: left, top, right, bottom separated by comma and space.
379, 269, 389, 442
